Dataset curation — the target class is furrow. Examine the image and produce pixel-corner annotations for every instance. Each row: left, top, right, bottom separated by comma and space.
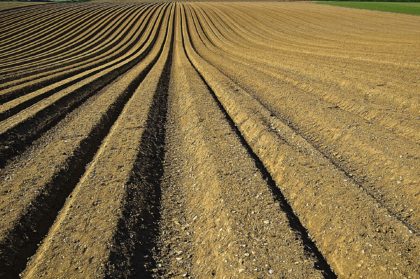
0, 4, 81, 41
186, 3, 420, 231
0, 5, 130, 67
0, 4, 122, 46
0, 2, 48, 14
0, 5, 139, 78
0, 5, 167, 166
0, 5, 142, 67
105, 13, 173, 277
0, 5, 156, 103
182, 5, 420, 278
211, 4, 420, 116
0, 3, 419, 279
0, 4, 171, 278
20, 6, 174, 278
0, 4, 93, 51
0, 5, 150, 99
0, 6, 110, 60
0, 4, 119, 47
194, 5, 420, 143
152, 8, 327, 278
0, 5, 154, 99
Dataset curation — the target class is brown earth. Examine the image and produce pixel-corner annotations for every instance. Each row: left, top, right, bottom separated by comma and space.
0, 2, 419, 279
0, 2, 45, 11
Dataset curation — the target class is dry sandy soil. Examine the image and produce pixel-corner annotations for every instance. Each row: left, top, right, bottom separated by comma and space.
0, 2, 419, 278
0, 1, 46, 11
0, 1, 45, 11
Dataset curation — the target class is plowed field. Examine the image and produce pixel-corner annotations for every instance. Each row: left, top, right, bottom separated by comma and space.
0, 2, 45, 11
0, 2, 419, 278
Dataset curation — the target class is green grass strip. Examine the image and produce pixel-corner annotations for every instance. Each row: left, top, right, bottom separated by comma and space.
317, 1, 420, 15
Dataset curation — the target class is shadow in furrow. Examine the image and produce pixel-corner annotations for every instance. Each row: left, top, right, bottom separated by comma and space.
0, 14, 170, 279
0, 6, 168, 168
185, 2, 417, 235
0, 5, 149, 83
0, 3, 56, 17
0, 5, 132, 77
105, 22, 173, 279
202, 75, 337, 279
0, 5, 157, 104
0, 6, 112, 62
181, 28, 336, 276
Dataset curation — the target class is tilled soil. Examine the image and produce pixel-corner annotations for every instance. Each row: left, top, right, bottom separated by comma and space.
0, 2, 45, 11
0, 2, 419, 279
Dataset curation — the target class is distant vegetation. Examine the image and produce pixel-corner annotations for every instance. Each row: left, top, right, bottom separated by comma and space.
318, 0, 420, 2
318, 1, 420, 15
